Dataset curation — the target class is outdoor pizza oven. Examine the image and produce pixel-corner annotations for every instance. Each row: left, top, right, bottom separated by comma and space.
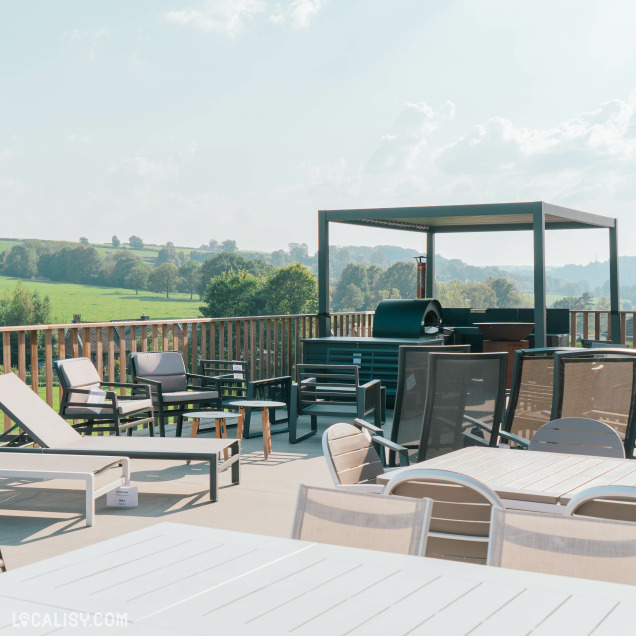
372, 298, 444, 339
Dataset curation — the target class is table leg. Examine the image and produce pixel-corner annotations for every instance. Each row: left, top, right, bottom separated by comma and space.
217, 417, 229, 460
237, 408, 245, 440
262, 408, 271, 460
190, 417, 200, 439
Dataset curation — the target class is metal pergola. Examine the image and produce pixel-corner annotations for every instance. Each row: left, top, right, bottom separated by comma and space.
317, 201, 620, 346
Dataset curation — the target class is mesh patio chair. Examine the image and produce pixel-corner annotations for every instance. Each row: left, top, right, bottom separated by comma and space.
322, 420, 409, 493
527, 417, 625, 458
383, 468, 503, 563
54, 357, 155, 436
551, 349, 636, 457
293, 364, 382, 443
416, 352, 508, 462
487, 507, 636, 585
291, 484, 432, 556
130, 351, 220, 437
565, 485, 636, 522
498, 347, 575, 448
390, 345, 470, 464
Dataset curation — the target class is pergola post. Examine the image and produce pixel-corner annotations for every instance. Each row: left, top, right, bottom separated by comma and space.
609, 222, 621, 344
318, 211, 330, 337
533, 206, 547, 348
426, 231, 435, 298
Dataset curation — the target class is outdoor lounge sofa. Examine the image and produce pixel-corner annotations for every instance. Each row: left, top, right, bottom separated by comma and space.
0, 373, 240, 502
0, 453, 130, 526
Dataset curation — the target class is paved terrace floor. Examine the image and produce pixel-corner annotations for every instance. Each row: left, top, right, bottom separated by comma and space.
0, 415, 387, 570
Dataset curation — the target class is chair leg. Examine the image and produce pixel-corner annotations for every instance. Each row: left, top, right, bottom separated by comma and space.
176, 413, 184, 437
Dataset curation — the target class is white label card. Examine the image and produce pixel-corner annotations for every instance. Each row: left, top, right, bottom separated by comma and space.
107, 486, 139, 507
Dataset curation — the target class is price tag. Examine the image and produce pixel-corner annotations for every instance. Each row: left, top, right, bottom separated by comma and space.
107, 486, 138, 507
232, 363, 244, 379
353, 354, 362, 366
406, 374, 417, 391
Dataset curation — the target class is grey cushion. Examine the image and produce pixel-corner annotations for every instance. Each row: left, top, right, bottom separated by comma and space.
57, 357, 102, 389
161, 390, 219, 404
64, 398, 154, 416
133, 352, 188, 392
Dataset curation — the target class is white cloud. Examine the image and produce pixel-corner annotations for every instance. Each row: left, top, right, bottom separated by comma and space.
270, 0, 329, 28
0, 179, 25, 195
61, 26, 111, 61
67, 134, 91, 145
165, 0, 327, 35
165, 0, 267, 36
365, 101, 455, 174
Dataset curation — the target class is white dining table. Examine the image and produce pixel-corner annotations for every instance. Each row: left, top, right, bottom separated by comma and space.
378, 446, 636, 513
1, 521, 635, 634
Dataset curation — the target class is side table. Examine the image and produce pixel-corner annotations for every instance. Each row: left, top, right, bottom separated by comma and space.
184, 410, 240, 461
229, 400, 286, 460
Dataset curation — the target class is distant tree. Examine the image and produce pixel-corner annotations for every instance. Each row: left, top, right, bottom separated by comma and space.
125, 263, 150, 295
288, 243, 309, 263
220, 239, 237, 253
553, 292, 595, 310
3, 245, 38, 279
208, 239, 219, 251
79, 237, 89, 245
484, 277, 523, 308
336, 284, 366, 312
378, 261, 417, 300
0, 282, 51, 326
271, 249, 287, 267
258, 264, 318, 314
105, 252, 143, 287
38, 246, 102, 285
111, 235, 121, 249
179, 260, 201, 299
128, 235, 144, 250
200, 271, 263, 318
332, 263, 370, 310
155, 242, 179, 266
148, 263, 179, 298
197, 253, 275, 297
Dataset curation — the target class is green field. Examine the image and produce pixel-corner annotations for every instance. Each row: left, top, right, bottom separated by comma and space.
0, 276, 202, 323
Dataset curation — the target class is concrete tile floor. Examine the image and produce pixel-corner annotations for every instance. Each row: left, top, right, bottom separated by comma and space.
0, 414, 387, 570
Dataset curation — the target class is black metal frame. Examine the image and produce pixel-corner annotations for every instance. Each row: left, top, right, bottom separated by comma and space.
130, 352, 221, 437
291, 363, 382, 444
199, 359, 249, 408
242, 376, 293, 438
417, 352, 508, 462
551, 348, 636, 458
54, 360, 155, 437
390, 344, 470, 461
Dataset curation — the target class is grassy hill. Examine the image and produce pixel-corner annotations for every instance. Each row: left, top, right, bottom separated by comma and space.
0, 276, 202, 323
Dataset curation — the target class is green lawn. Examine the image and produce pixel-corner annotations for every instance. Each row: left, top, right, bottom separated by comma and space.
0, 276, 202, 323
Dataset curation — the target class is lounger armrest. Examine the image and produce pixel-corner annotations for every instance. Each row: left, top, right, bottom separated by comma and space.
353, 418, 384, 437
372, 436, 410, 467
498, 430, 530, 449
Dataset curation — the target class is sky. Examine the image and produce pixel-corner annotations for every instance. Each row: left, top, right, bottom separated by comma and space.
2, 0, 636, 267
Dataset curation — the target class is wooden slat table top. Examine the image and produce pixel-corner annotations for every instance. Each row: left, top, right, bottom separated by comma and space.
378, 447, 636, 505
1, 523, 635, 635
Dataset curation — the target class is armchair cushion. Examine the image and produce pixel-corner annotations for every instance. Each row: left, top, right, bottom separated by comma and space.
64, 398, 154, 416
132, 352, 188, 393
161, 390, 219, 404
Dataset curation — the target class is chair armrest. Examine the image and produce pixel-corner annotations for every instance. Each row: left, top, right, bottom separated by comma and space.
134, 376, 165, 398
100, 381, 151, 399
249, 375, 291, 387
463, 431, 491, 446
463, 414, 493, 432
186, 372, 212, 387
358, 379, 381, 405
372, 436, 410, 467
498, 430, 530, 449
353, 418, 384, 437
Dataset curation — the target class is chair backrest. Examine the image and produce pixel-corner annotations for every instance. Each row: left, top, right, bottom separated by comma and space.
0, 373, 82, 448
552, 349, 636, 456
582, 339, 629, 349
503, 347, 574, 440
527, 417, 626, 458
391, 345, 470, 459
322, 422, 383, 487
566, 485, 636, 522
291, 484, 432, 556
488, 507, 636, 585
130, 351, 187, 393
54, 357, 102, 405
297, 364, 360, 410
199, 359, 249, 400
383, 468, 503, 563
417, 352, 507, 462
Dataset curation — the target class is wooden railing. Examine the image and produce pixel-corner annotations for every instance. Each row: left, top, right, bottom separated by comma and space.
0, 311, 375, 417
568, 310, 635, 346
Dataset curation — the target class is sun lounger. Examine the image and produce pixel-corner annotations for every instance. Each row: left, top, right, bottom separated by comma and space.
0, 373, 240, 501
0, 454, 130, 526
